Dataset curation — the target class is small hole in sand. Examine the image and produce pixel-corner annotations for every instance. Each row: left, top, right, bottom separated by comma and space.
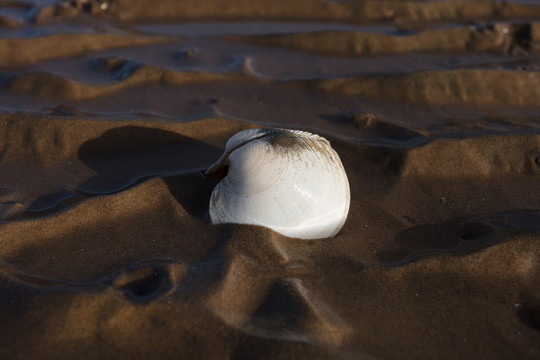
114, 266, 172, 303
517, 306, 540, 331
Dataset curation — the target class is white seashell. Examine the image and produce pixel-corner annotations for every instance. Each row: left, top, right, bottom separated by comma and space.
205, 128, 350, 239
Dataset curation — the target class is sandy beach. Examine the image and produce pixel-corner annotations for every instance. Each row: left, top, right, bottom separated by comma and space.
0, 0, 539, 359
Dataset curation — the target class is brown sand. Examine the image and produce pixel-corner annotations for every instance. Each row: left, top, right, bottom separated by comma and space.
0, 0, 539, 359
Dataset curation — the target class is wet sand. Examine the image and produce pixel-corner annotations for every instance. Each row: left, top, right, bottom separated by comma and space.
0, 1, 539, 359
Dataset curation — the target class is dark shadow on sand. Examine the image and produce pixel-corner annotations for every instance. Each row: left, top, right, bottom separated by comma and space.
162, 172, 219, 220
9, 126, 223, 222
77, 125, 222, 193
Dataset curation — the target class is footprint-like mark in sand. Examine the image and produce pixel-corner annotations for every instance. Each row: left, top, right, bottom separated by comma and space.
205, 229, 352, 350
376, 209, 540, 264
247, 278, 353, 346
321, 111, 428, 146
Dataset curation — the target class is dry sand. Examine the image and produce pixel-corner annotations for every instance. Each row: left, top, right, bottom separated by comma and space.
0, 0, 539, 359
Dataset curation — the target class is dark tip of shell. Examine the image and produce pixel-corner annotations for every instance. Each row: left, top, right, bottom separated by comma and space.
206, 165, 229, 179
205, 160, 229, 179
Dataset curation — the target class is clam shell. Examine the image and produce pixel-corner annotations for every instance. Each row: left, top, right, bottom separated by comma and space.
206, 128, 350, 239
